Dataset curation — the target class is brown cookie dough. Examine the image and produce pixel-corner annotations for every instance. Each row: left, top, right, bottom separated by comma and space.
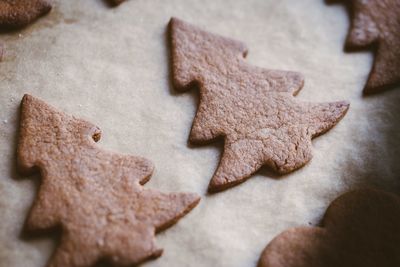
258, 188, 400, 267
0, 0, 52, 29
17, 94, 200, 267
169, 17, 349, 193
334, 0, 400, 94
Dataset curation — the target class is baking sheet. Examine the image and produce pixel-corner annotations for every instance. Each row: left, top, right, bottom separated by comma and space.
0, 0, 399, 266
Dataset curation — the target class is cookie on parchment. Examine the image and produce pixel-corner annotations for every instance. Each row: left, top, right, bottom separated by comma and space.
0, 0, 52, 29
17, 94, 200, 267
333, 0, 400, 94
169, 17, 349, 193
258, 188, 400, 267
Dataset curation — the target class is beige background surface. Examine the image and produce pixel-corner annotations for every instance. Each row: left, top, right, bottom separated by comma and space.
0, 0, 399, 266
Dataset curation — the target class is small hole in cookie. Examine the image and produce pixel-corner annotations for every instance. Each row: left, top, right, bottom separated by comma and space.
92, 132, 101, 142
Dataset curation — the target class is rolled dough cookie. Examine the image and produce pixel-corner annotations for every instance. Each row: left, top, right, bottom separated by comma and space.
0, 0, 52, 29
17, 94, 200, 267
169, 17, 350, 193
258, 188, 400, 267
333, 0, 400, 94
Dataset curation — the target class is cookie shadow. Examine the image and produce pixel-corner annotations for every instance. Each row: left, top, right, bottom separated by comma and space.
340, 90, 400, 194
100, 0, 119, 8
164, 19, 219, 152
323, 0, 400, 98
164, 21, 198, 97
7, 100, 60, 255
257, 166, 287, 180
323, 0, 375, 53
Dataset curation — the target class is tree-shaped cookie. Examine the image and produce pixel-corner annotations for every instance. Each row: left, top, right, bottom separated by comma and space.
169, 17, 349, 193
17, 94, 200, 267
258, 188, 400, 267
0, 0, 52, 29
334, 0, 400, 94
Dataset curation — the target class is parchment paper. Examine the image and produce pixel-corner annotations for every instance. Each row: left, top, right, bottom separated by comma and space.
1, 0, 399, 266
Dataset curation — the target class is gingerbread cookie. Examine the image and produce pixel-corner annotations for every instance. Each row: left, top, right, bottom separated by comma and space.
169, 18, 349, 193
258, 188, 400, 267
0, 0, 52, 29
334, 0, 400, 94
17, 94, 200, 267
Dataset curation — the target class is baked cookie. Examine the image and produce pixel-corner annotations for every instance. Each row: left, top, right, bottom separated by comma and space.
258, 188, 400, 267
0, 0, 52, 29
334, 0, 400, 94
17, 94, 200, 267
169, 17, 350, 193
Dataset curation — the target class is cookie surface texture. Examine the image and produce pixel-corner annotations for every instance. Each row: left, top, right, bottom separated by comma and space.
169, 17, 349, 193
0, 0, 52, 29
17, 94, 200, 267
337, 0, 400, 94
258, 188, 400, 267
